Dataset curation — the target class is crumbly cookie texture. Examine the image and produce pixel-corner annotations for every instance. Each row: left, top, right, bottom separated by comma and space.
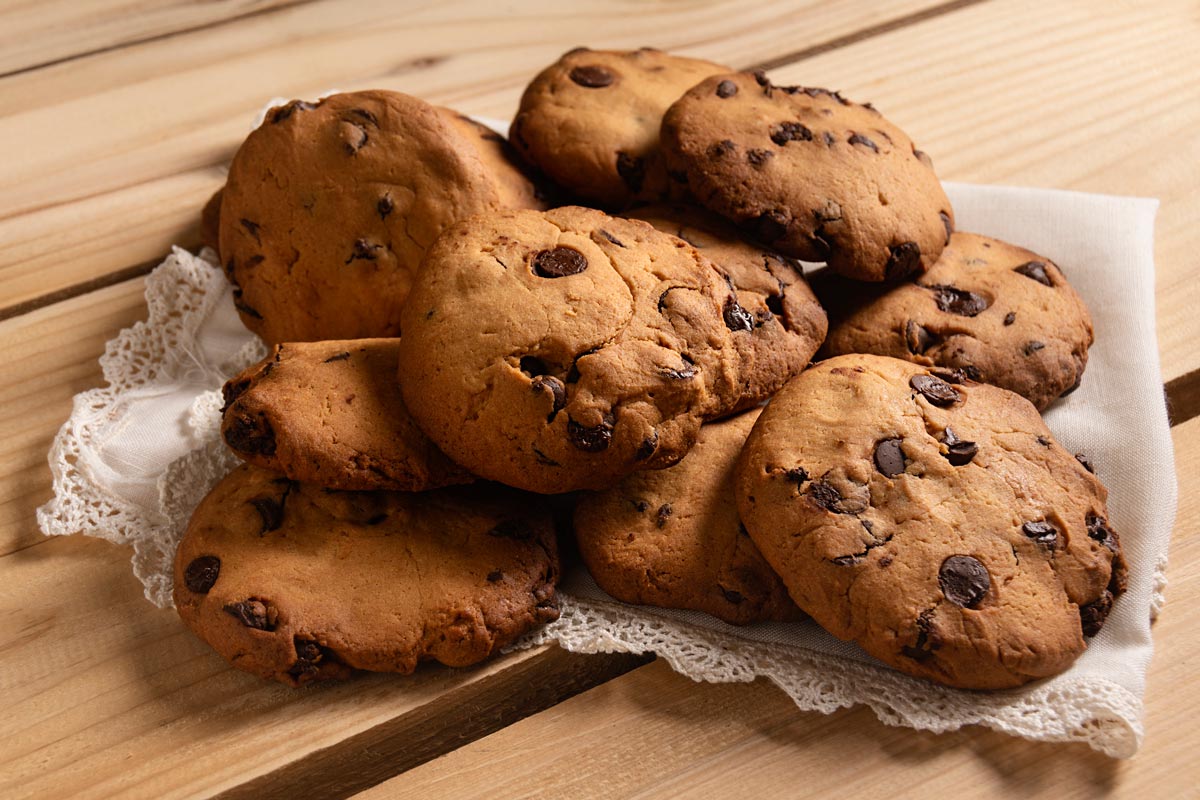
625, 202, 827, 410
816, 232, 1093, 410
220, 339, 473, 491
735, 354, 1126, 689
661, 71, 953, 282
219, 90, 542, 344
398, 205, 788, 494
510, 47, 729, 208
576, 408, 803, 624
173, 464, 560, 686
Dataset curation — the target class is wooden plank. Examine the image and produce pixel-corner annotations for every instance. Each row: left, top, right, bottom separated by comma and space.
0, 0, 959, 314
0, 0, 305, 78
0, 532, 645, 799
762, 0, 1200, 384
352, 413, 1200, 800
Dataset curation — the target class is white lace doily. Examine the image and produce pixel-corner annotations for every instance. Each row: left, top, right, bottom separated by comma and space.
38, 182, 1176, 758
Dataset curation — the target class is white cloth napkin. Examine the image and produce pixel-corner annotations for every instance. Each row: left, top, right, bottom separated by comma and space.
37, 182, 1173, 758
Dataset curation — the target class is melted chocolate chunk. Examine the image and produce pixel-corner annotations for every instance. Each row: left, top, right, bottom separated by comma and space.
1024, 341, 1046, 356
531, 375, 566, 419
770, 121, 813, 145
909, 374, 959, 406
928, 285, 990, 317
1080, 590, 1114, 637
873, 438, 907, 477
941, 427, 978, 466
785, 467, 809, 485
377, 195, 394, 220
240, 218, 262, 244
902, 609, 942, 661
1014, 261, 1054, 286
269, 100, 317, 123
569, 64, 615, 87
615, 152, 645, 192
1086, 513, 1119, 551
183, 556, 221, 593
1022, 520, 1059, 547
723, 296, 755, 332
533, 247, 588, 278
635, 432, 658, 461
1076, 453, 1096, 474
224, 412, 276, 456
345, 238, 381, 264
655, 503, 672, 529
747, 148, 773, 168
749, 210, 789, 242
847, 132, 878, 152
487, 570, 504, 583
885, 242, 921, 280
716, 79, 738, 98
720, 587, 745, 604
708, 139, 737, 158
938, 555, 990, 608
905, 320, 939, 354
250, 496, 285, 534
567, 414, 614, 452
224, 599, 275, 631
1004, 311, 1016, 326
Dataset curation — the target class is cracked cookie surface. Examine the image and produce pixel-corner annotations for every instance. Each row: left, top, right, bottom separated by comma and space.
735, 354, 1126, 689
221, 339, 473, 491
173, 464, 560, 686
576, 408, 803, 624
219, 90, 542, 344
510, 47, 729, 208
660, 72, 953, 281
397, 205, 778, 493
816, 232, 1094, 410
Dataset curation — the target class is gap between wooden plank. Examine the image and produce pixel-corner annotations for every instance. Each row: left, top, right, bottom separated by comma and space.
0, 0, 319, 81
0, 256, 164, 323
213, 647, 652, 800
747, 0, 991, 71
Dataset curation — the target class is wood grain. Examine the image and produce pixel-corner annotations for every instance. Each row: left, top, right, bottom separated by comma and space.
355, 413, 1200, 800
0, 0, 955, 314
0, 0, 306, 77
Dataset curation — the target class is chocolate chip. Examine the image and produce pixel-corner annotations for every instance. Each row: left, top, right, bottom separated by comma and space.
747, 148, 773, 168
902, 609, 942, 660
633, 500, 650, 513
532, 447, 560, 467
565, 347, 597, 383
221, 378, 252, 412
928, 285, 990, 317
569, 64, 614, 87
905, 320, 938, 354
1024, 341, 1046, 356
912, 147, 932, 167
520, 356, 549, 377
708, 139, 737, 158
1004, 311, 1016, 326
873, 438, 907, 477
1076, 453, 1096, 474
723, 296, 755, 332
1080, 590, 1114, 637
716, 79, 738, 98
350, 108, 378, 125
615, 152, 645, 192
785, 467, 809, 485
323, 351, 351, 363
487, 570, 503, 583
345, 238, 381, 264
1036, 435, 1051, 447
749, 210, 789, 242
598, 229, 625, 247
941, 428, 978, 466
661, 356, 696, 380
635, 431, 658, 461
224, 599, 275, 631
233, 298, 263, 320
250, 497, 284, 534
940, 211, 953, 245
1014, 261, 1053, 286
885, 242, 921, 280
269, 100, 317, 123
806, 479, 865, 514
909, 374, 959, 406
488, 520, 533, 540
531, 374, 566, 419
1086, 513, 1119, 551
240, 218, 262, 245
770, 121, 813, 145
655, 504, 672, 528
224, 412, 276, 456
533, 247, 588, 278
184, 556, 221, 593
848, 132, 878, 152
720, 587, 745, 604
831, 554, 861, 567
931, 368, 972, 384
567, 414, 614, 452
377, 195, 394, 220
288, 638, 326, 679
938, 555, 989, 608
822, 131, 836, 146
1022, 520, 1059, 547
765, 292, 784, 318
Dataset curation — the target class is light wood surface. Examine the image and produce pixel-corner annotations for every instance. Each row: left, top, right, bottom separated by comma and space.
1, 0, 1196, 797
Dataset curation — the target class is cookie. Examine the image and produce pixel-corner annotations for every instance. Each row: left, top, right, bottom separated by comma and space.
219, 90, 542, 344
173, 464, 560, 686
576, 408, 802, 624
221, 339, 473, 491
625, 202, 828, 408
510, 47, 729, 208
816, 232, 1093, 410
397, 205, 782, 493
735, 354, 1126, 689
439, 110, 548, 211
660, 71, 953, 282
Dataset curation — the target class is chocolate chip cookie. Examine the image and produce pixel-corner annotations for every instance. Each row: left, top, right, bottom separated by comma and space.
173, 464, 560, 686
576, 408, 802, 624
510, 47, 729, 208
221, 339, 473, 491
816, 232, 1093, 410
735, 354, 1126, 689
397, 205, 783, 493
220, 90, 542, 344
625, 202, 828, 408
661, 71, 953, 281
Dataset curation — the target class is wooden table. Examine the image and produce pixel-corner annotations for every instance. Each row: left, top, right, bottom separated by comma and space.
2, 1, 1197, 797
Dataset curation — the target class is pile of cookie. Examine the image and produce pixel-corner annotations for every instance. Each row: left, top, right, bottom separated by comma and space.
176, 47, 1125, 691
